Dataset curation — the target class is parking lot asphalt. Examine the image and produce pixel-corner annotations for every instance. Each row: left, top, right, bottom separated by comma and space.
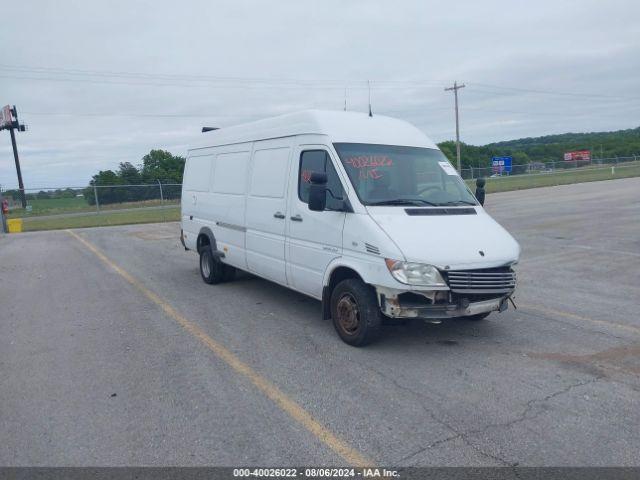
1, 177, 639, 467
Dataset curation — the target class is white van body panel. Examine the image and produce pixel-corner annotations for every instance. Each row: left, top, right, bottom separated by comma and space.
181, 110, 520, 320
188, 110, 438, 152
183, 146, 251, 270
367, 206, 521, 270
245, 138, 294, 284
333, 212, 405, 288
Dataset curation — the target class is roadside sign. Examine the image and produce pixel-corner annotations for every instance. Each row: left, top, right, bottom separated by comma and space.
0, 105, 13, 129
564, 150, 591, 163
492, 156, 512, 174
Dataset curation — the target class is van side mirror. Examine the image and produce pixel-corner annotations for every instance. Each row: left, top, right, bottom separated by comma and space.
308, 172, 328, 212
475, 177, 486, 206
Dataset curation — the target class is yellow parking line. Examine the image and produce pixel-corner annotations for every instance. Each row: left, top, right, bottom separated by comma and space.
519, 303, 640, 336
67, 229, 372, 467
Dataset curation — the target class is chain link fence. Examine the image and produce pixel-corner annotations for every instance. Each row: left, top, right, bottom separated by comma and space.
0, 182, 182, 232
459, 155, 639, 180
2, 156, 640, 232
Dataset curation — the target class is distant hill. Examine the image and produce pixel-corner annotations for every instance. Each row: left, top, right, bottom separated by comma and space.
437, 126, 640, 168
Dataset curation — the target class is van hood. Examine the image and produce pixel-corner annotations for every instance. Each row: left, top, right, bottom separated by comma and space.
367, 206, 520, 270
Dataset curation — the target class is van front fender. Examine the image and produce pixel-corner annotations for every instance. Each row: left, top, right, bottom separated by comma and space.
321, 258, 372, 320
320, 256, 403, 320
322, 255, 404, 291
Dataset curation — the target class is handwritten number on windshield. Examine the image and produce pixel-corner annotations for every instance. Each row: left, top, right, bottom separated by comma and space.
346, 156, 393, 168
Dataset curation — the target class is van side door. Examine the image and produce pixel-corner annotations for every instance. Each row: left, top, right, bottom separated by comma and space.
286, 146, 347, 298
206, 148, 251, 270
245, 139, 294, 285
181, 152, 213, 250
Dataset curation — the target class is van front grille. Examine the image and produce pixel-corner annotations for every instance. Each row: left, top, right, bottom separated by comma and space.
444, 267, 516, 294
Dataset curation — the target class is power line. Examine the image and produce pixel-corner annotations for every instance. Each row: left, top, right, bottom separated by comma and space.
3, 63, 638, 103
0, 74, 346, 90
0, 63, 448, 87
20, 98, 640, 121
0, 73, 450, 92
0, 65, 447, 90
0, 63, 344, 85
3, 62, 639, 103
470, 82, 640, 101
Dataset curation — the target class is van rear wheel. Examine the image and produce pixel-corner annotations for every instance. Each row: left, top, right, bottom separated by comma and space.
330, 279, 382, 347
199, 247, 235, 284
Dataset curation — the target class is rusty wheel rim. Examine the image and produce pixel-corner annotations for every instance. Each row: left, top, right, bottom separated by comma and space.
336, 293, 360, 335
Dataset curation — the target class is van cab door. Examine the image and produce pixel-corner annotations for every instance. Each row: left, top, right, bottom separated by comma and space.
286, 146, 347, 298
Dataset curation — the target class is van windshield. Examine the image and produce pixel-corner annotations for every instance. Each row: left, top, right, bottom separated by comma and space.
333, 143, 478, 207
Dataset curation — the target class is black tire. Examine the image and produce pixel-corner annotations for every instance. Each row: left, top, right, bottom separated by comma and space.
222, 263, 236, 282
199, 247, 236, 284
466, 312, 491, 321
330, 279, 382, 346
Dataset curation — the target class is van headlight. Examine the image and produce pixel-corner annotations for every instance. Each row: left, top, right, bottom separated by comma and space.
384, 259, 447, 287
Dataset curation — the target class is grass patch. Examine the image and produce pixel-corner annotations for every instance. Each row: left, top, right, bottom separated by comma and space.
21, 206, 180, 232
8, 197, 180, 218
13, 196, 89, 216
465, 163, 640, 193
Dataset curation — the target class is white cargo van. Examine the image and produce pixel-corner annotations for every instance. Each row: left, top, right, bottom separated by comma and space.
181, 110, 520, 346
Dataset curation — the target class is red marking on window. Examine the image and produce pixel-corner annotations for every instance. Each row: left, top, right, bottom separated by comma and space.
346, 156, 393, 169
369, 169, 383, 179
359, 169, 384, 180
301, 170, 312, 183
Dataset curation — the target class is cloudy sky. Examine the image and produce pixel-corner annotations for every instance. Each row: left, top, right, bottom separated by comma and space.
1, 0, 639, 188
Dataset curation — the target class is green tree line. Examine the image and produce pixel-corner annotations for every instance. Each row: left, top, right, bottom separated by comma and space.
83, 149, 185, 205
437, 126, 640, 170
2, 187, 83, 201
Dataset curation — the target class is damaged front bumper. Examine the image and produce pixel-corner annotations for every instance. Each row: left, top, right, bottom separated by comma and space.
376, 286, 511, 319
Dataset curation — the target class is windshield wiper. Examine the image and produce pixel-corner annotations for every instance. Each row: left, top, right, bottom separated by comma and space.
437, 200, 478, 206
368, 199, 438, 206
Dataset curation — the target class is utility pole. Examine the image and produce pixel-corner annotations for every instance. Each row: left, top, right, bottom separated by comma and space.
1, 105, 27, 208
0, 186, 8, 233
9, 124, 26, 208
445, 81, 465, 173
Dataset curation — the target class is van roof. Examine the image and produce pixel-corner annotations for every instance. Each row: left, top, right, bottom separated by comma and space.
188, 109, 438, 152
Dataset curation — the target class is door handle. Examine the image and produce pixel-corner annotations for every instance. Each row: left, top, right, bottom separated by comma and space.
273, 212, 285, 219
290, 214, 303, 222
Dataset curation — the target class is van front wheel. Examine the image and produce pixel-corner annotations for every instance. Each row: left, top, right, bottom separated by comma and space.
330, 279, 382, 347
199, 247, 235, 284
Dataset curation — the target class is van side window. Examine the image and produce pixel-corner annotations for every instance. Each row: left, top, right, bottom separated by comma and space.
184, 155, 213, 192
299, 150, 344, 210
250, 147, 291, 198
